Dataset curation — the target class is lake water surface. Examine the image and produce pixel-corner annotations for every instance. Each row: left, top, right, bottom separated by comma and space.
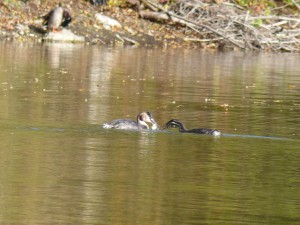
0, 42, 299, 224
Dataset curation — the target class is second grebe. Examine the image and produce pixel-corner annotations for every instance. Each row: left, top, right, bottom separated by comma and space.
164, 119, 221, 136
103, 112, 159, 130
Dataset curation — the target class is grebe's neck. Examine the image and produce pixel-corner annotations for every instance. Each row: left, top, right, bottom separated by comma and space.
138, 119, 149, 129
174, 121, 188, 132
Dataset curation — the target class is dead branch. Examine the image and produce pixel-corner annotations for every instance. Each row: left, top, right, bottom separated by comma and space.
291, 0, 300, 10
246, 15, 300, 23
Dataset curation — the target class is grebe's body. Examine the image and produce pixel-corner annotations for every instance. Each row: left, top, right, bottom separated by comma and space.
164, 119, 221, 136
103, 112, 159, 130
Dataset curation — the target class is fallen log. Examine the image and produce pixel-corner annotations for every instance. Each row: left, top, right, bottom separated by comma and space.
139, 11, 170, 21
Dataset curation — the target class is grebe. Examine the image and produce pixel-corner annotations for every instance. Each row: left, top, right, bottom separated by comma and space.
103, 112, 159, 130
164, 119, 221, 136
42, 4, 72, 32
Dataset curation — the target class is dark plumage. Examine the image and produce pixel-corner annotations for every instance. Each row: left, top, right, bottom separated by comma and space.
92, 0, 107, 5
164, 119, 221, 136
42, 4, 72, 32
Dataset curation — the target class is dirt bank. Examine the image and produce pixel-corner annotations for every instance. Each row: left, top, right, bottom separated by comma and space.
1, 1, 299, 51
0, 1, 204, 48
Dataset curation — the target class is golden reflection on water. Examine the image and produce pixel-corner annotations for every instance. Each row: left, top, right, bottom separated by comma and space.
0, 42, 300, 224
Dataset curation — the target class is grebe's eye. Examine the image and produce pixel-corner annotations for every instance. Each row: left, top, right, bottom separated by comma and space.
146, 112, 152, 118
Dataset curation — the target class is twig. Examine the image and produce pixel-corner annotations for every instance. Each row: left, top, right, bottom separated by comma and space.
291, 0, 300, 10
247, 15, 300, 23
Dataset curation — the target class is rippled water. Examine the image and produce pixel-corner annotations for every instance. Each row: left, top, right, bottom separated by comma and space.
0, 42, 299, 224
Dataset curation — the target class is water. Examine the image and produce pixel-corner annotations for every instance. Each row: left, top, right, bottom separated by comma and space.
0, 42, 299, 224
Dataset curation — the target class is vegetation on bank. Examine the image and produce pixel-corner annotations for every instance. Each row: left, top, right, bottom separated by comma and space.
0, 0, 299, 51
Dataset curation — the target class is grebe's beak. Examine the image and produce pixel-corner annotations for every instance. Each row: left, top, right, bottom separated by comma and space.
162, 121, 172, 129
149, 117, 159, 130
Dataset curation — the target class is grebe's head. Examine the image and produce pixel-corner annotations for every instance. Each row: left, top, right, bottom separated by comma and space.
164, 119, 181, 129
137, 112, 159, 130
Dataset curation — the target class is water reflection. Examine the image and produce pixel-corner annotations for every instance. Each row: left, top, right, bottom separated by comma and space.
0, 42, 300, 224
45, 43, 84, 69
87, 47, 114, 124
1, 43, 299, 137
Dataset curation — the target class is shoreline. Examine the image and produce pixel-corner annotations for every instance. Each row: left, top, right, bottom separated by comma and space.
1, 1, 299, 51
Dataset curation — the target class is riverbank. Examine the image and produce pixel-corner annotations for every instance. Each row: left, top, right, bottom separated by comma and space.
1, 0, 299, 51
0, 0, 202, 48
